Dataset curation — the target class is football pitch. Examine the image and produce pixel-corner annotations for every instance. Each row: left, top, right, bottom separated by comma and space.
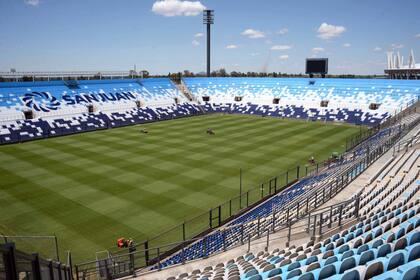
0, 114, 364, 262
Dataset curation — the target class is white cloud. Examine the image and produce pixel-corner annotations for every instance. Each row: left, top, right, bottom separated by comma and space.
194, 33, 204, 38
241, 29, 265, 39
312, 47, 325, 53
24, 0, 39, 6
277, 28, 289, 35
226, 44, 238, 49
278, 55, 289, 60
390, 43, 404, 49
317, 23, 346, 40
250, 52, 260, 56
270, 45, 292, 51
192, 40, 200, 46
373, 47, 382, 52
415, 33, 420, 38
152, 0, 205, 17
342, 43, 351, 48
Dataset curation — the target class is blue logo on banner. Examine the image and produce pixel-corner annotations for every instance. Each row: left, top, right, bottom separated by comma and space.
22, 91, 137, 112
22, 92, 61, 112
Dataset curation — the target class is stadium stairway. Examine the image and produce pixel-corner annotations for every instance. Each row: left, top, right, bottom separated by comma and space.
135, 113, 420, 280
172, 79, 207, 115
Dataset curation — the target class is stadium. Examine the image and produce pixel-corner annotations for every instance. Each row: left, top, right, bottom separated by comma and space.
0, 1, 420, 280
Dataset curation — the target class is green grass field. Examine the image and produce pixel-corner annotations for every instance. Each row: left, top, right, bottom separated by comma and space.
0, 114, 363, 262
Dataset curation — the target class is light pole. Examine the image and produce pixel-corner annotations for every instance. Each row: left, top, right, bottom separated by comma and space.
203, 10, 214, 77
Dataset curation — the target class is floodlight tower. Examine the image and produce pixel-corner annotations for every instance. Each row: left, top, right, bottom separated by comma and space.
203, 10, 214, 77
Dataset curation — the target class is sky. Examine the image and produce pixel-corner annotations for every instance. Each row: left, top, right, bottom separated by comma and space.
0, 0, 419, 75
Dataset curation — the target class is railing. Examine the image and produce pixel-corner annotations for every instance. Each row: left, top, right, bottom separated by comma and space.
74, 196, 360, 280
0, 71, 140, 82
0, 243, 72, 280
345, 97, 419, 152
74, 109, 420, 279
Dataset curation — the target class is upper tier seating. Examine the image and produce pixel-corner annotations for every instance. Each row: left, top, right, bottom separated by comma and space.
184, 78, 419, 126
0, 78, 185, 121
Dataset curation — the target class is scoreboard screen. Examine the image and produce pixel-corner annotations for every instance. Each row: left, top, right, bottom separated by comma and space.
306, 58, 328, 74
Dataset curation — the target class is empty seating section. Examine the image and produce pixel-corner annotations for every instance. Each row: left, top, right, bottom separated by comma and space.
0, 78, 184, 121
162, 180, 420, 280
0, 104, 201, 144
165, 200, 419, 280
0, 78, 418, 143
184, 78, 419, 126
202, 103, 388, 126
0, 78, 203, 144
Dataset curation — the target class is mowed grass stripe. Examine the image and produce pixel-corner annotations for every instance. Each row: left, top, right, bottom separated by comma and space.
0, 114, 364, 262
37, 140, 229, 205
6, 145, 207, 223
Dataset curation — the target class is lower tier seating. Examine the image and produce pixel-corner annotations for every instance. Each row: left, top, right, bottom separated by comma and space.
202, 103, 390, 126
164, 196, 420, 280
0, 103, 201, 144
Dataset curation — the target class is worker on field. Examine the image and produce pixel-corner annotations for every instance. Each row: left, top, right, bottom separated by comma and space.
117, 237, 134, 248
117, 237, 125, 248
206, 128, 215, 135
309, 156, 315, 164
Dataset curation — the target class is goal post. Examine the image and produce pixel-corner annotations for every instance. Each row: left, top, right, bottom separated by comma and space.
0, 235, 60, 261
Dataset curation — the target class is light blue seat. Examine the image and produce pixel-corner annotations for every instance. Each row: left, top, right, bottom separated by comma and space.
356, 244, 369, 255
297, 272, 315, 280
371, 270, 401, 280
382, 232, 395, 243
398, 260, 420, 280
372, 239, 383, 249
265, 268, 282, 278
305, 256, 318, 266
387, 250, 407, 270
324, 256, 338, 266
357, 250, 375, 265
406, 231, 420, 246
244, 268, 259, 278
405, 243, 420, 262
315, 264, 337, 280
340, 250, 355, 261
286, 268, 302, 279
246, 274, 262, 280
339, 257, 356, 274
377, 243, 392, 258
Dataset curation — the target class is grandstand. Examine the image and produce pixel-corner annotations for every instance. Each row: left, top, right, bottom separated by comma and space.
184, 78, 419, 125
0, 77, 418, 145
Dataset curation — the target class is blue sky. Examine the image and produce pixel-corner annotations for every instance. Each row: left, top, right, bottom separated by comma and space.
0, 0, 419, 75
